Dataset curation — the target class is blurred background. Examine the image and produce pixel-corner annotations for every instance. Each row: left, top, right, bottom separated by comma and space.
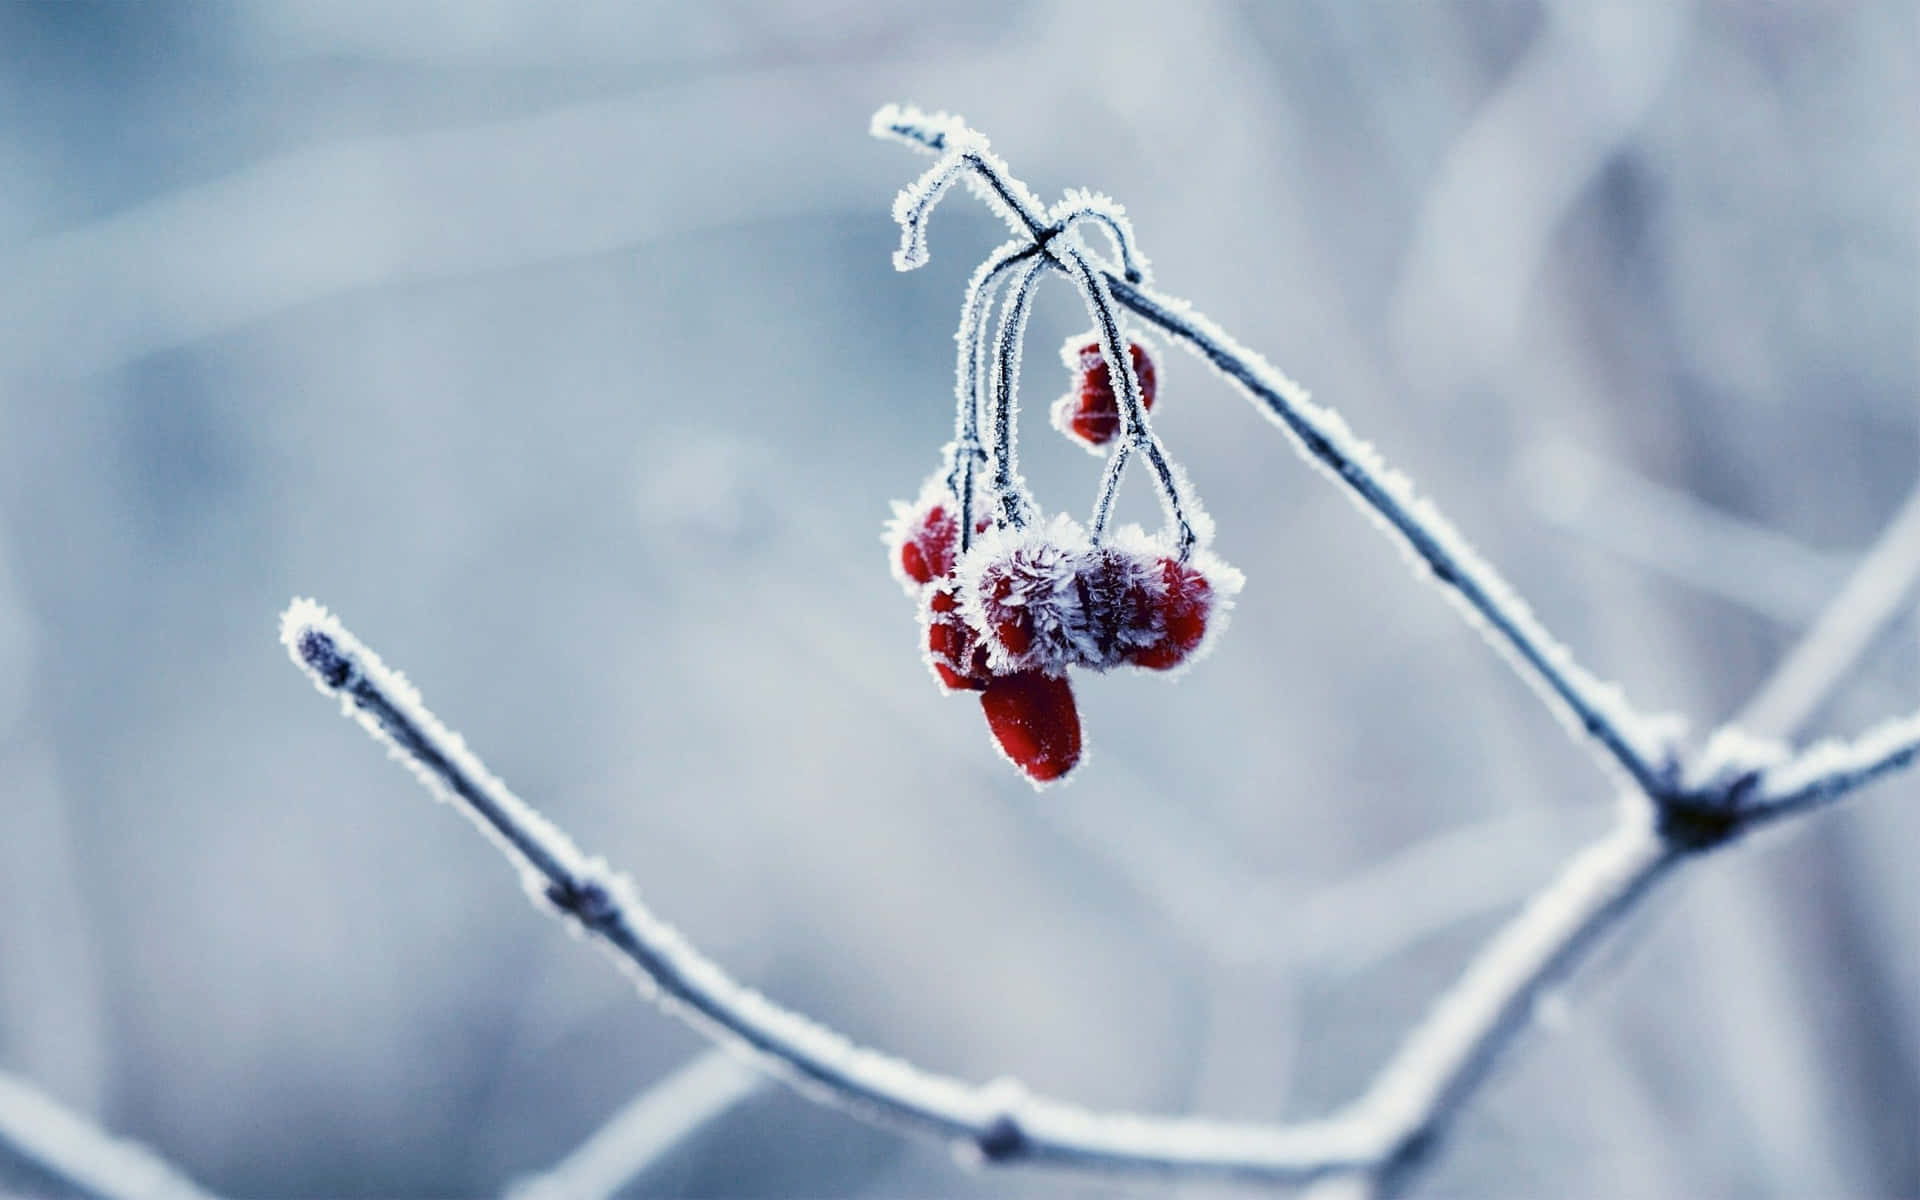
0, 1, 1915, 1196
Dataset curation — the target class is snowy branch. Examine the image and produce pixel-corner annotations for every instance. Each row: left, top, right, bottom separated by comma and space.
1105, 276, 1683, 798
281, 585, 1917, 1193
508, 1048, 766, 1200
0, 1069, 218, 1200
282, 600, 1385, 1185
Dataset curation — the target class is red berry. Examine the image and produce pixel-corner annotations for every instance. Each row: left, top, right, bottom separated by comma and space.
1053, 337, 1157, 450
924, 584, 990, 692
898, 501, 957, 586
964, 521, 1090, 674
887, 478, 993, 595
1128, 557, 1213, 671
979, 670, 1083, 783
987, 572, 1032, 657
1070, 546, 1156, 668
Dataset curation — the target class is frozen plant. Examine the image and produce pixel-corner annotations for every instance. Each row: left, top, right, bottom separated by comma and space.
250, 105, 1920, 1200
878, 108, 1239, 784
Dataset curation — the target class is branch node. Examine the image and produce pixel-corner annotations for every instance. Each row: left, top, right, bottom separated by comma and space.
972, 1113, 1029, 1163
1654, 801, 1744, 853
545, 873, 620, 929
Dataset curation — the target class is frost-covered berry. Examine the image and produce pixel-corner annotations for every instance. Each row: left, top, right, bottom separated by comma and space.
922, 583, 991, 692
1067, 545, 1158, 669
1128, 557, 1217, 671
979, 670, 1082, 784
1051, 335, 1157, 452
885, 472, 990, 595
959, 517, 1093, 674
900, 503, 956, 587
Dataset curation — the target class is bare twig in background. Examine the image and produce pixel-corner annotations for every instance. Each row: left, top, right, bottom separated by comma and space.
508, 1047, 765, 1200
1736, 478, 1920, 740
283, 599, 1382, 1183
1385, 0, 1691, 389
274, 107, 1918, 1197
0, 1070, 219, 1200
1514, 438, 1853, 627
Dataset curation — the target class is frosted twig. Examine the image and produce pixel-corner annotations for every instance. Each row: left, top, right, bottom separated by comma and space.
1049, 189, 1149, 285
984, 256, 1050, 530
1065, 247, 1202, 556
282, 599, 1386, 1184
1337, 818, 1683, 1196
1105, 275, 1679, 798
0, 1068, 219, 1200
508, 1047, 766, 1200
1734, 477, 1920, 737
282, 593, 1919, 1192
950, 241, 1044, 552
1323, 477, 1920, 1197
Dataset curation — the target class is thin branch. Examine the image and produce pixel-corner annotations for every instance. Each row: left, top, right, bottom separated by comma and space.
282, 599, 1384, 1185
1105, 275, 1681, 799
0, 1069, 219, 1200
1734, 477, 1920, 738
1049, 189, 1149, 285
508, 1047, 767, 1200
1066, 247, 1204, 556
1344, 818, 1683, 1192
281, 596, 1917, 1191
1341, 476, 1920, 1197
984, 256, 1051, 530
950, 241, 1043, 552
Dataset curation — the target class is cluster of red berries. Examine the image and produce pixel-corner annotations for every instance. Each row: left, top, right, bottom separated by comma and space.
886, 479, 1240, 786
1050, 335, 1158, 452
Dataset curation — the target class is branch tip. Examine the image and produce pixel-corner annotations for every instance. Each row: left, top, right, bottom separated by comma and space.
281, 597, 355, 689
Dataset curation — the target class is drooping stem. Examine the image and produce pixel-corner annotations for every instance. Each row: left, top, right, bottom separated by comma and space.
951, 242, 1045, 551
985, 256, 1050, 531
1062, 248, 1199, 556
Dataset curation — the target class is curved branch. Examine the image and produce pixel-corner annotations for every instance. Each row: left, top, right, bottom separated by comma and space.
950, 241, 1046, 551
1050, 189, 1149, 284
984, 257, 1051, 530
281, 599, 1383, 1185
1061, 248, 1203, 555
0, 1069, 218, 1200
1104, 275, 1682, 799
280, 597, 1918, 1192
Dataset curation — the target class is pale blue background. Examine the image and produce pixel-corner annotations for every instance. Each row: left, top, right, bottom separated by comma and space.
0, 2, 1915, 1195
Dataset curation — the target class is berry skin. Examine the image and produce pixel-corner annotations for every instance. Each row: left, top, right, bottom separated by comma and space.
886, 473, 993, 596
979, 670, 1083, 784
1128, 557, 1214, 671
923, 584, 991, 692
1051, 336, 1158, 451
899, 501, 957, 586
